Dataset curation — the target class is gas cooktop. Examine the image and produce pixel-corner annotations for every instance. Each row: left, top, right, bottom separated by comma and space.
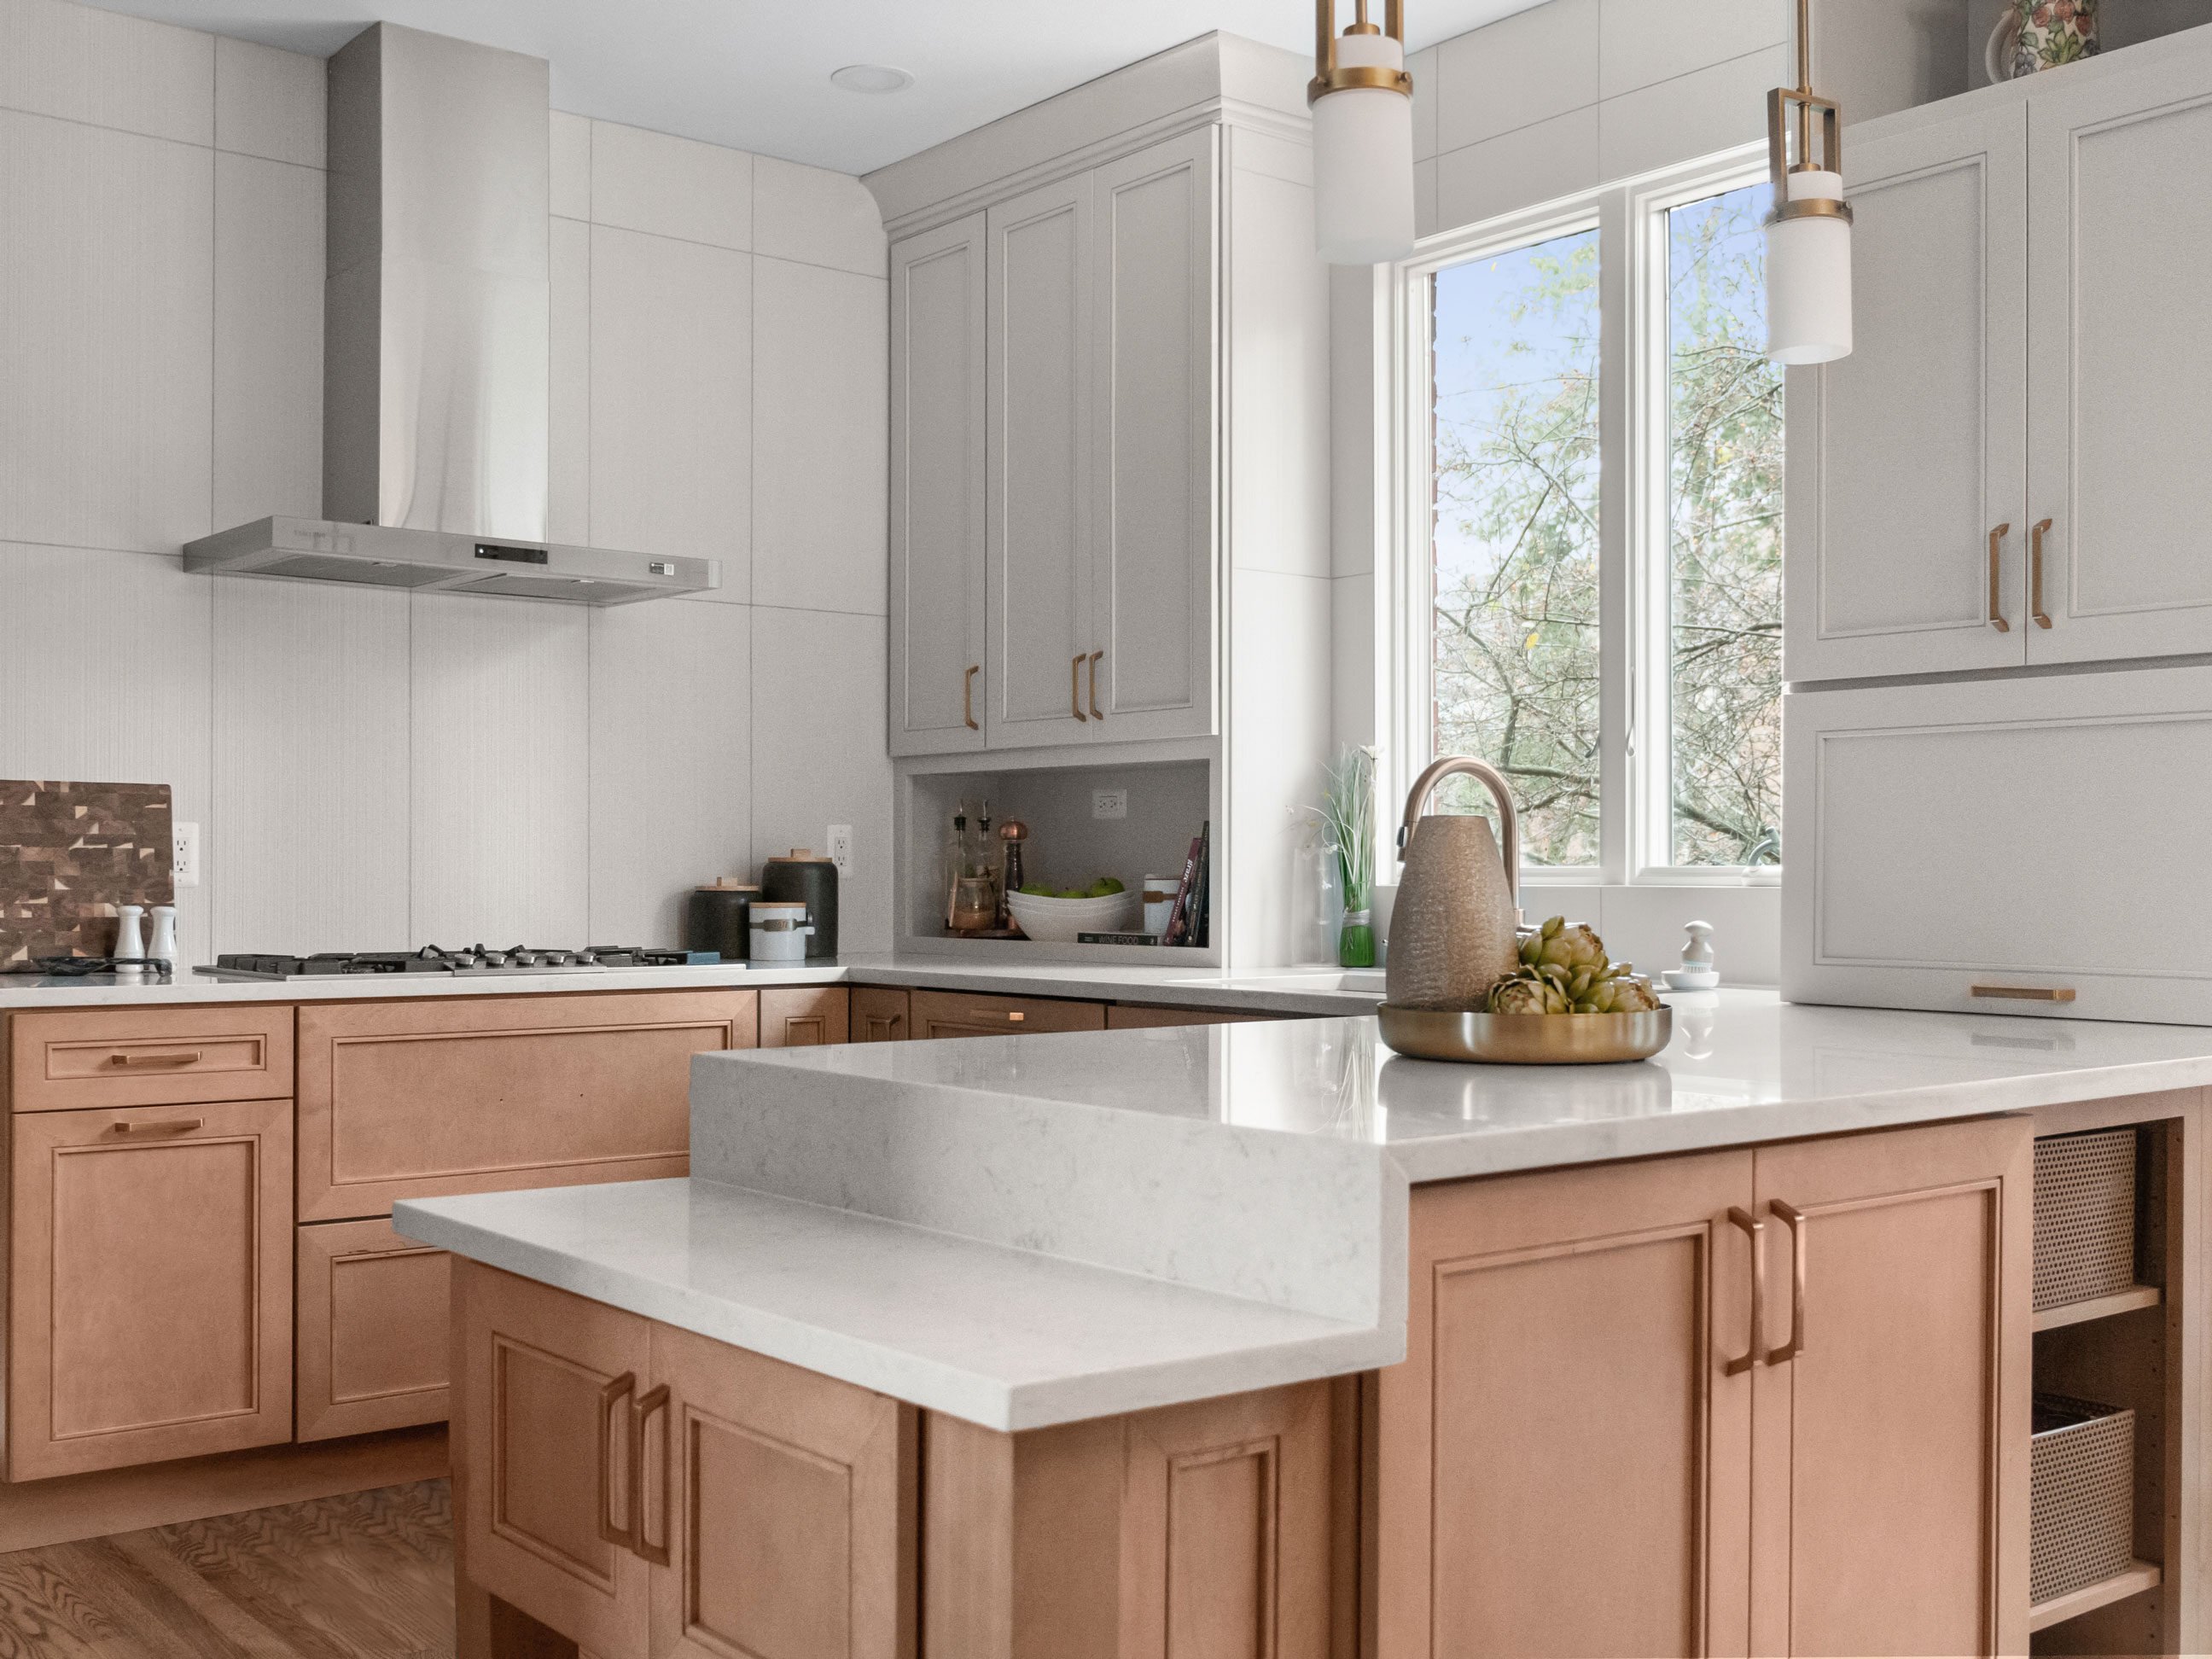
196, 944, 725, 981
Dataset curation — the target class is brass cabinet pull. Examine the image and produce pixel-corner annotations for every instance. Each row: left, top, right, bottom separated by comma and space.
963, 664, 980, 731
110, 1117, 203, 1136
631, 1383, 672, 1567
1986, 523, 2010, 632
1724, 1207, 1765, 1377
107, 1050, 201, 1069
2030, 518, 2054, 629
597, 1372, 637, 1551
1970, 983, 2077, 1003
1088, 649, 1104, 720
1071, 655, 1088, 721
1767, 1202, 1807, 1365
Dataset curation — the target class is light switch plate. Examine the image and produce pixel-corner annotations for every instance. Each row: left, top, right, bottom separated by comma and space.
172, 822, 201, 888
827, 824, 853, 874
1092, 789, 1127, 820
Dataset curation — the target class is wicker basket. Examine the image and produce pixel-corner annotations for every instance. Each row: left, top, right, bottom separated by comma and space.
2033, 1130, 2139, 1313
2030, 1394, 2136, 1607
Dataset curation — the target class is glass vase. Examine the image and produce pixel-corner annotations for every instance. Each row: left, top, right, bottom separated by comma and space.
1338, 907, 1377, 969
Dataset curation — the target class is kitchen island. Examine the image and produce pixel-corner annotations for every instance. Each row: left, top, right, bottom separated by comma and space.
400, 992, 2212, 1658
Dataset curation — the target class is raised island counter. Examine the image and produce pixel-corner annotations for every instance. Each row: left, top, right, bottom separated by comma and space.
401, 992, 2212, 1658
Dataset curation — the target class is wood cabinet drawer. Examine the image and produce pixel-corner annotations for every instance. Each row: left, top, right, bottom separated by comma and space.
909, 989, 1105, 1039
759, 986, 850, 1048
8, 1005, 293, 1112
9, 1097, 294, 1481
1104, 1004, 1278, 1029
853, 987, 910, 1042
296, 1217, 451, 1443
297, 990, 754, 1222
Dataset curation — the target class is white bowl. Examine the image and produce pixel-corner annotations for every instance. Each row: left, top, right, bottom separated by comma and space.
1004, 888, 1143, 944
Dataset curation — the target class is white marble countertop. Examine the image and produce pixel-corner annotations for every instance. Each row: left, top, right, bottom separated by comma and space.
399, 989, 2212, 1430
0, 954, 1385, 1016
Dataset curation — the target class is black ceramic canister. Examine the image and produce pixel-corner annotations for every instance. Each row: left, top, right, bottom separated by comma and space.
760, 850, 838, 959
684, 882, 759, 961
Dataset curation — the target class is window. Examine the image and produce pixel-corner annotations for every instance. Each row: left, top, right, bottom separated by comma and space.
1390, 146, 1782, 886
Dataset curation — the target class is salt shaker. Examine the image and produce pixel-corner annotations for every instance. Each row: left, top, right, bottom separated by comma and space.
1662, 920, 1720, 990
112, 904, 146, 968
146, 905, 179, 969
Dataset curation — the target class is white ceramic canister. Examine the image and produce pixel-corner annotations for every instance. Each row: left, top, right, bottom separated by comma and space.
1142, 875, 1177, 940
748, 900, 813, 964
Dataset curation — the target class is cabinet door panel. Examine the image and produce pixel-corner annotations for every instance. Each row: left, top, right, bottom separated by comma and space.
9, 1004, 294, 1112
760, 987, 850, 1048
852, 987, 910, 1042
889, 215, 988, 756
296, 990, 750, 1220
2028, 50, 2212, 662
1785, 102, 2027, 682
1091, 130, 1216, 741
1784, 667, 2212, 1022
1378, 1150, 1755, 1659
296, 1216, 451, 1442
1749, 1116, 2029, 1657
455, 1260, 652, 1659
648, 1322, 915, 1659
908, 989, 1106, 1039
9, 1097, 293, 1480
987, 177, 1093, 748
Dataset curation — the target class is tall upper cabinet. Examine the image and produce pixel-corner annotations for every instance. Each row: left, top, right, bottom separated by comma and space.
1786, 30, 2212, 684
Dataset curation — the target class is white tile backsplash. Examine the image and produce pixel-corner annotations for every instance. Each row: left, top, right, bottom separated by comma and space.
212, 573, 410, 953
1598, 0, 1788, 102
589, 600, 753, 946
1435, 106, 1602, 233
1596, 45, 1783, 181
752, 608, 893, 955
590, 119, 753, 250
752, 154, 887, 276
213, 150, 323, 527
0, 0, 212, 146
1434, 0, 1599, 154
751, 258, 888, 615
0, 109, 212, 554
213, 35, 324, 167
588, 224, 753, 578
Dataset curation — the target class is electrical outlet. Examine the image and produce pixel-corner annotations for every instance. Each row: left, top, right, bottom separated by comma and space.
827, 824, 853, 875
1092, 789, 1127, 820
172, 822, 201, 888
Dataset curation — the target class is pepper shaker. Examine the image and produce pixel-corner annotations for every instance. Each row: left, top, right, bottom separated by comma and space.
112, 904, 145, 970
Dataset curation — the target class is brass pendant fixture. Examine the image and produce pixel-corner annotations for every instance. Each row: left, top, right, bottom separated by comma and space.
1763, 0, 1854, 363
1311, 0, 1416, 265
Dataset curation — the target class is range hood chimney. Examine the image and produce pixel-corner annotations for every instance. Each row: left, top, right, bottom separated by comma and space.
185, 24, 716, 605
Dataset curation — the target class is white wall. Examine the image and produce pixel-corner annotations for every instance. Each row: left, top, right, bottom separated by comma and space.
0, 0, 892, 964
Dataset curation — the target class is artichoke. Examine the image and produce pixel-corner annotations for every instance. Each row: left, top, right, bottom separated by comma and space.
1489, 917, 1666, 1014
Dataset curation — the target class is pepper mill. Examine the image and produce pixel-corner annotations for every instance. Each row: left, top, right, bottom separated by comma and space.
996, 820, 1029, 928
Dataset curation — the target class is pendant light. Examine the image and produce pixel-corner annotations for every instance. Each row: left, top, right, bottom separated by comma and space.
1311, 0, 1416, 265
1763, 0, 1853, 364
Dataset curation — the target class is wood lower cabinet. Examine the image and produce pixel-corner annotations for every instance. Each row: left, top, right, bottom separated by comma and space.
456, 1261, 917, 1659
908, 989, 1106, 1039
9, 1097, 294, 1481
295, 1216, 451, 1443
853, 987, 911, 1042
296, 991, 752, 1221
1104, 1004, 1277, 1029
6, 1004, 293, 1113
1377, 1116, 2031, 1658
760, 987, 851, 1049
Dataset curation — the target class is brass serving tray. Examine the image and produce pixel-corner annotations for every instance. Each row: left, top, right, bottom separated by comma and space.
1377, 1004, 1673, 1065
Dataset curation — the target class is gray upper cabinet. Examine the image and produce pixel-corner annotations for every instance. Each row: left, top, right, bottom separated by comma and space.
891, 130, 1220, 757
2025, 49, 2212, 665
1789, 34, 2212, 684
889, 213, 988, 756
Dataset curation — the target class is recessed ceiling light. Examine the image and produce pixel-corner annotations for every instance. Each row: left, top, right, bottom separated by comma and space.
830, 63, 914, 95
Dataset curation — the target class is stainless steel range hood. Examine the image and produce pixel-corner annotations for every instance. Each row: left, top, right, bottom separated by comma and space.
184, 25, 716, 605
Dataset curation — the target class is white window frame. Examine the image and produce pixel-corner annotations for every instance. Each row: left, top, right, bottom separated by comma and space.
1383, 142, 1776, 890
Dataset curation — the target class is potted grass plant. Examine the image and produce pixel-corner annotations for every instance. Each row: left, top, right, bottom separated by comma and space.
1312, 747, 1378, 969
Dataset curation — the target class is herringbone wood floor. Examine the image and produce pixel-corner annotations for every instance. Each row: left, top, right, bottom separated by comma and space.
0, 1480, 452, 1657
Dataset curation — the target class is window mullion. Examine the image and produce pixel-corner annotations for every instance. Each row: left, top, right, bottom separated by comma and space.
1596, 185, 1633, 888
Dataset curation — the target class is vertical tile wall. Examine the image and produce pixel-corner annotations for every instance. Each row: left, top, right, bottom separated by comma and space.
0, 0, 891, 963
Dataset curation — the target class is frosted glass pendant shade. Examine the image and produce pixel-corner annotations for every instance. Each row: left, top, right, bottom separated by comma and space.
1313, 33, 1415, 266
1765, 169, 1852, 364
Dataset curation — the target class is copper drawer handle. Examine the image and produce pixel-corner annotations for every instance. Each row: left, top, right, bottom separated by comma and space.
1986, 523, 2010, 632
969, 1010, 1025, 1023
1724, 1208, 1765, 1377
1088, 649, 1104, 720
1767, 1202, 1807, 1365
106, 1050, 202, 1069
2030, 518, 2053, 629
1071, 655, 1088, 721
110, 1118, 203, 1136
598, 1372, 637, 1551
1970, 984, 2076, 1003
631, 1383, 672, 1567
963, 664, 980, 731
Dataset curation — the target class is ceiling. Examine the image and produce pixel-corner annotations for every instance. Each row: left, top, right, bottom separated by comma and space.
101, 0, 1537, 175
